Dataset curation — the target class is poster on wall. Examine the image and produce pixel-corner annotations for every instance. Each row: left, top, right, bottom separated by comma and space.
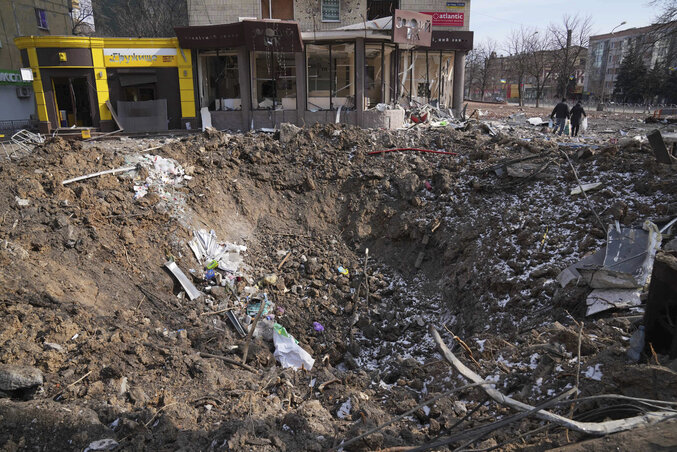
422, 11, 464, 27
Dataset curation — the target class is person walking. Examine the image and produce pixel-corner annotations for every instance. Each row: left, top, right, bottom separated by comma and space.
570, 101, 587, 137
550, 98, 570, 136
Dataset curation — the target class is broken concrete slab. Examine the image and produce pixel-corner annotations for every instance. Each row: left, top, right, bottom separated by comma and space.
647, 129, 676, 164
586, 288, 642, 316
594, 222, 661, 289
576, 223, 661, 290
0, 365, 43, 395
557, 248, 605, 288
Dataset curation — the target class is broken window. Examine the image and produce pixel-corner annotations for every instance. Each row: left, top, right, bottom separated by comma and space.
365, 43, 394, 107
306, 42, 355, 111
398, 50, 454, 107
252, 51, 296, 110
35, 8, 48, 29
367, 0, 399, 21
200, 52, 241, 110
321, 0, 340, 22
261, 0, 294, 20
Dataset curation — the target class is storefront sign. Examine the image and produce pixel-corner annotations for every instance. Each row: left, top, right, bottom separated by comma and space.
392, 10, 432, 47
429, 31, 474, 51
0, 69, 30, 85
445, 2, 465, 9
242, 21, 304, 52
175, 21, 303, 53
103, 48, 177, 67
422, 12, 464, 27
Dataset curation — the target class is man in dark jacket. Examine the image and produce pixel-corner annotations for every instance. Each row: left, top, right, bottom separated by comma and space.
550, 98, 570, 135
570, 101, 587, 137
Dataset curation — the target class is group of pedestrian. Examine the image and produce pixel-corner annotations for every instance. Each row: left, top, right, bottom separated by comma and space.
550, 98, 587, 137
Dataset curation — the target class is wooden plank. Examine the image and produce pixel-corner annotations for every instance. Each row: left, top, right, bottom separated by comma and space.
105, 100, 124, 131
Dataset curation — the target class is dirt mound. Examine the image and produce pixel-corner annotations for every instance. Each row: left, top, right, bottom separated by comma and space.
1, 121, 676, 451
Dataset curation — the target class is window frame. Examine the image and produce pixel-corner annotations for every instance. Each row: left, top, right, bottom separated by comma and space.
35, 8, 48, 30
321, 0, 340, 23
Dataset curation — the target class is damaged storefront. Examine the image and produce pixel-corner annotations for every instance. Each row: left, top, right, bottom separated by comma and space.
175, 21, 304, 131
14, 36, 197, 134
176, 14, 473, 131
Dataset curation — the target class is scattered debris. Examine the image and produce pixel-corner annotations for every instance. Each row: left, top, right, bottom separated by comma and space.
273, 324, 314, 371
165, 260, 202, 300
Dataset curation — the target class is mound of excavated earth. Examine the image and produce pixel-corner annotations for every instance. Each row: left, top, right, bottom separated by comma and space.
1, 118, 676, 451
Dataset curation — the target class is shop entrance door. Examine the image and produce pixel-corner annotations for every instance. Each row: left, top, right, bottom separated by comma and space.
52, 77, 93, 127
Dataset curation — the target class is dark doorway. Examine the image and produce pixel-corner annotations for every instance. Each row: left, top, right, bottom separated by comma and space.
367, 0, 398, 20
52, 77, 93, 127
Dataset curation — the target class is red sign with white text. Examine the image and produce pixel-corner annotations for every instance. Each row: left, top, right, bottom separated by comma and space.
422, 11, 464, 27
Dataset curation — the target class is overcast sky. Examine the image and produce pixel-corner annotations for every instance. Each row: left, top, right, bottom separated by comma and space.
470, 0, 659, 50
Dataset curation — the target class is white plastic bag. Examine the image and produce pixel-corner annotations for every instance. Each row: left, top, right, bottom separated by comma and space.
581, 116, 588, 132
273, 324, 315, 370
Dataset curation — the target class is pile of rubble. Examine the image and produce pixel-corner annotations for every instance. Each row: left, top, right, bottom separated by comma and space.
0, 115, 676, 451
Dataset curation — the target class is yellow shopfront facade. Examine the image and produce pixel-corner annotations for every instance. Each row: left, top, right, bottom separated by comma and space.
14, 36, 196, 134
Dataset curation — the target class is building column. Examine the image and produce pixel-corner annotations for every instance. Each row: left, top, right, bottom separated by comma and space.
452, 50, 466, 117
26, 47, 50, 134
90, 38, 114, 132
238, 48, 252, 130
295, 51, 306, 126
177, 48, 197, 129
355, 38, 365, 127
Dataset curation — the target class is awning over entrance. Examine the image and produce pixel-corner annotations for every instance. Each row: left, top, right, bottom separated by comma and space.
175, 20, 303, 52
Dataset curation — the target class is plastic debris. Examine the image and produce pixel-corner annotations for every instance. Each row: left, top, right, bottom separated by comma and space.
126, 154, 187, 200
246, 295, 272, 317
337, 266, 349, 276
313, 322, 325, 332
273, 323, 314, 370
189, 229, 247, 273
165, 260, 202, 301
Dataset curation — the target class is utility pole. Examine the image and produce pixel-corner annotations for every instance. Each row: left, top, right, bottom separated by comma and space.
564, 28, 572, 98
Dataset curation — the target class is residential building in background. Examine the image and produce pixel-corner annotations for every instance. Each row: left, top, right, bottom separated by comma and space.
0, 0, 74, 124
584, 23, 677, 102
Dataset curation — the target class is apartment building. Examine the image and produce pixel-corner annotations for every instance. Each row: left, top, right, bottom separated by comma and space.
0, 0, 74, 123
584, 23, 677, 102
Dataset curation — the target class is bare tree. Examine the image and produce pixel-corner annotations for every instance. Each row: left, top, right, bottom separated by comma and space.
464, 49, 483, 100
504, 27, 538, 106
465, 39, 499, 101
548, 14, 592, 98
72, 0, 95, 35
92, 0, 188, 37
524, 33, 556, 107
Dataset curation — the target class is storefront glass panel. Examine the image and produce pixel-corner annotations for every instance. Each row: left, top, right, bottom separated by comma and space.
306, 43, 355, 111
252, 51, 297, 110
332, 43, 355, 108
307, 44, 331, 110
201, 52, 240, 110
